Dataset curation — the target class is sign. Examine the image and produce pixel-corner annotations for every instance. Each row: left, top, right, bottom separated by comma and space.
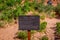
18, 15, 40, 30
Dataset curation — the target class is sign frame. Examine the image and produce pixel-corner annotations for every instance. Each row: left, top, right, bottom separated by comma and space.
18, 15, 40, 30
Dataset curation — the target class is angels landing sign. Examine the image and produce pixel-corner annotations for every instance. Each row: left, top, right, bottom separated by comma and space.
18, 15, 40, 30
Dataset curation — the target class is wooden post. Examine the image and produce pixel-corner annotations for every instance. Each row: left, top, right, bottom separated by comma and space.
28, 30, 31, 40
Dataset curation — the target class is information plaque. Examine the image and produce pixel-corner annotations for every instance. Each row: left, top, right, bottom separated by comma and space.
18, 15, 40, 30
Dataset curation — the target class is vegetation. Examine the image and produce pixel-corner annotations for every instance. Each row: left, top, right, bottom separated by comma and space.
56, 22, 60, 34
0, 0, 57, 22
45, 5, 54, 14
55, 22, 60, 40
0, 22, 4, 28
41, 36, 48, 40
54, 4, 60, 16
40, 15, 45, 20
38, 22, 47, 32
0, 0, 60, 40
0, 0, 26, 22
17, 31, 28, 40
49, 12, 56, 18
31, 30, 36, 34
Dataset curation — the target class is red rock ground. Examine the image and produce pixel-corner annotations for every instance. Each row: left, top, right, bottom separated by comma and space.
0, 18, 60, 40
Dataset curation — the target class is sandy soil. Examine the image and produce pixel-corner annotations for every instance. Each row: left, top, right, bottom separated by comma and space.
45, 18, 60, 40
0, 23, 18, 40
31, 18, 60, 40
0, 18, 60, 40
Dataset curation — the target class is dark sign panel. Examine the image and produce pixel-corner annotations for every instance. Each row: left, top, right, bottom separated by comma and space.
18, 15, 40, 30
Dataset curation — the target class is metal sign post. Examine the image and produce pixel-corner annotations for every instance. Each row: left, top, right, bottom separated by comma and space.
18, 15, 40, 40
28, 30, 31, 40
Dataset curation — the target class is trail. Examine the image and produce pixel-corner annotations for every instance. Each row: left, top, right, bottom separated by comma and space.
45, 18, 60, 40
0, 18, 60, 40
31, 18, 60, 40
0, 23, 18, 40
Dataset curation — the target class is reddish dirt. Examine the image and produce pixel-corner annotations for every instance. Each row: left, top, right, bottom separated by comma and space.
31, 18, 60, 40
45, 18, 60, 40
0, 23, 18, 40
0, 18, 60, 40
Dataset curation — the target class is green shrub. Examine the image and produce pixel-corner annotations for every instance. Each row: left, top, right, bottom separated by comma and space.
54, 4, 60, 15
0, 22, 4, 28
0, 14, 8, 20
56, 22, 60, 34
13, 6, 24, 17
31, 0, 39, 10
0, 9, 14, 23
31, 30, 36, 34
0, 0, 55, 23
2, 9, 13, 20
16, 0, 22, 4
41, 36, 48, 40
0, 3, 7, 11
17, 31, 28, 39
49, 12, 56, 18
22, 0, 31, 12
38, 22, 47, 32
40, 15, 45, 20
31, 0, 45, 12
0, 0, 3, 3
45, 5, 54, 14
5, 0, 16, 6
38, 3, 45, 12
